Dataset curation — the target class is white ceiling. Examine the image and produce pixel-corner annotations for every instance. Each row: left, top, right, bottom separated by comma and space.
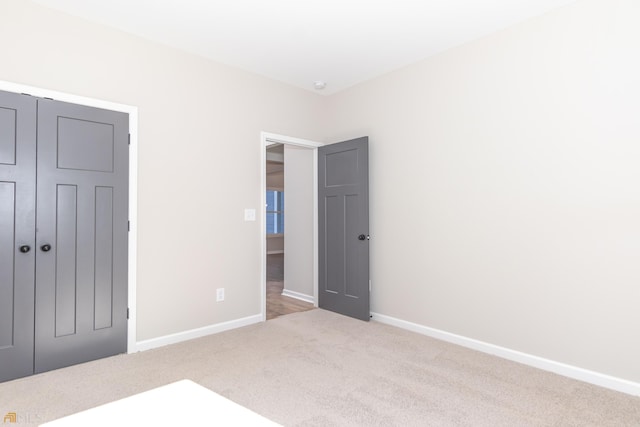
32, 0, 577, 95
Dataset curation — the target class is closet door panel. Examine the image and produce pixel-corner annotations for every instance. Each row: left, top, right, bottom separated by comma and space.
0, 91, 37, 383
34, 98, 128, 374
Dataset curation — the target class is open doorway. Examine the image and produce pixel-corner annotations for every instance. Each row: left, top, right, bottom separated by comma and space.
265, 143, 314, 320
261, 134, 323, 320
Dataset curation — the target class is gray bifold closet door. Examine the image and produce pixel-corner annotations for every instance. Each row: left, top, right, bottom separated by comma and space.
0, 90, 129, 382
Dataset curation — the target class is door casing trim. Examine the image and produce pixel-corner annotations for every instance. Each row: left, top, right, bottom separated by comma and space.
260, 132, 324, 321
0, 80, 139, 353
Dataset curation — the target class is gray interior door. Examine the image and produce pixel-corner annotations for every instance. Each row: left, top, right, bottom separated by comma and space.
318, 137, 370, 321
0, 90, 129, 381
0, 91, 37, 382
34, 99, 129, 374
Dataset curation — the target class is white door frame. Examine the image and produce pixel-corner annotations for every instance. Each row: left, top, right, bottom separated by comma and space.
260, 132, 324, 321
0, 80, 139, 353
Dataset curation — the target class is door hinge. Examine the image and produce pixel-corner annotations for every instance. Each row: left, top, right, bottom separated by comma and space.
127, 308, 130, 319
128, 221, 130, 232
128, 134, 131, 145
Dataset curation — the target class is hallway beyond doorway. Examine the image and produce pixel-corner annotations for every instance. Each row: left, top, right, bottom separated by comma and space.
266, 254, 314, 320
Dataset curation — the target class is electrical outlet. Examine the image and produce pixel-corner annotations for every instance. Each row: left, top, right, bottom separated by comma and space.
216, 288, 225, 302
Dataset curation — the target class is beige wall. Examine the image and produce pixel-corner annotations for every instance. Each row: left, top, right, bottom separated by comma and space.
325, 0, 640, 382
283, 145, 314, 298
0, 0, 324, 341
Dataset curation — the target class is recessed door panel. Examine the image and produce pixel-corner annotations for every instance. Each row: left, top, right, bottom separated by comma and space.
0, 106, 17, 165
0, 182, 16, 347
94, 186, 114, 330
344, 194, 360, 298
325, 148, 358, 187
57, 117, 114, 172
54, 184, 78, 337
324, 195, 344, 294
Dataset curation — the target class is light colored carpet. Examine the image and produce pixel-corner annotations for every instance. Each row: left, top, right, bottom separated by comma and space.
1, 309, 639, 426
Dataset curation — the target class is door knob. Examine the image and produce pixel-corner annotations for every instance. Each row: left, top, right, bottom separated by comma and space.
358, 234, 369, 241
40, 244, 52, 252
19, 245, 31, 253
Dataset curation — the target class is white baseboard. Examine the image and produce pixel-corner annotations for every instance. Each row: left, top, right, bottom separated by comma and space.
370, 312, 640, 397
134, 314, 263, 353
281, 289, 314, 304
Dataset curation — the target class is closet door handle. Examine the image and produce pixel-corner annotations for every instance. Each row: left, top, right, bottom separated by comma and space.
40, 244, 52, 252
19, 245, 31, 253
